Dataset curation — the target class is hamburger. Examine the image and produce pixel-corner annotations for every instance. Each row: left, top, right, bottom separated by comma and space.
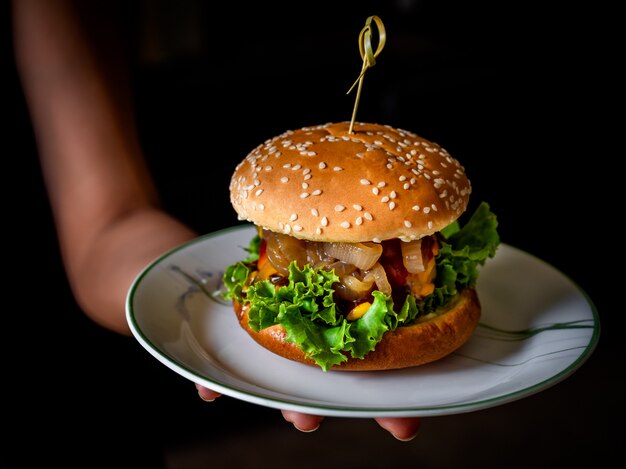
223, 122, 499, 371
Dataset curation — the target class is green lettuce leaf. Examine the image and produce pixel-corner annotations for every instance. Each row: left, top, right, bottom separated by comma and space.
222, 261, 250, 302
422, 201, 500, 313
243, 234, 261, 262
222, 202, 500, 371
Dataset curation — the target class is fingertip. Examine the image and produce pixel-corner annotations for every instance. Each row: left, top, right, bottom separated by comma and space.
281, 410, 324, 433
392, 430, 419, 442
293, 423, 321, 433
195, 383, 222, 402
375, 417, 421, 442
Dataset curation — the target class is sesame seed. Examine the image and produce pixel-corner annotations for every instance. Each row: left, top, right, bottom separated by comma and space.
381, 196, 390, 203
264, 166, 272, 171
372, 237, 382, 243
377, 182, 386, 188
311, 208, 319, 216
321, 217, 328, 227
404, 220, 412, 228
280, 177, 289, 183
431, 204, 438, 211
283, 163, 291, 169
303, 168, 311, 175
389, 202, 396, 210
289, 214, 298, 221
312, 189, 322, 196
340, 221, 351, 229
386, 163, 393, 169
319, 162, 327, 169
255, 189, 263, 196
390, 191, 397, 199
356, 153, 365, 158
316, 227, 322, 235
428, 221, 433, 230
293, 225, 303, 232
302, 182, 309, 189
254, 179, 260, 186
423, 207, 431, 214
403, 183, 410, 190
300, 192, 310, 198
364, 212, 373, 221
360, 179, 371, 185
353, 204, 363, 211
334, 166, 344, 171
372, 187, 380, 195
258, 204, 265, 211
335, 204, 346, 212
292, 164, 301, 170
412, 205, 420, 211
356, 216, 363, 225
304, 174, 312, 180
284, 224, 291, 234
399, 175, 406, 181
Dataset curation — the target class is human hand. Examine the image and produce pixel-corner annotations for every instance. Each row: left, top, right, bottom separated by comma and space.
195, 384, 420, 441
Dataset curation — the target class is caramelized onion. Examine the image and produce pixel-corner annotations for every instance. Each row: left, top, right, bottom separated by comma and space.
263, 231, 290, 275
334, 274, 374, 301
326, 261, 357, 277
262, 229, 308, 274
323, 242, 383, 270
364, 263, 392, 296
306, 241, 333, 269
275, 232, 306, 267
401, 239, 425, 274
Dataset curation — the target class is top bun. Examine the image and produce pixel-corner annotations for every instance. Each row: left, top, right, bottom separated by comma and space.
229, 122, 471, 243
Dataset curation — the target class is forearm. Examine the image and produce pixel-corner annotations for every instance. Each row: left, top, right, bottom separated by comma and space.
12, 0, 155, 236
12, 0, 195, 333
72, 209, 196, 333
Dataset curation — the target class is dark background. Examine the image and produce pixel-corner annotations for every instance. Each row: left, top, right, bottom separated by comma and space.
4, 1, 619, 467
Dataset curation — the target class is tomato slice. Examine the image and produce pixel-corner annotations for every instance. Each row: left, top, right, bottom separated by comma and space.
379, 239, 408, 290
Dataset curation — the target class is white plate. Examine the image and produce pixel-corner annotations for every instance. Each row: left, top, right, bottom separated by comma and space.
126, 225, 599, 417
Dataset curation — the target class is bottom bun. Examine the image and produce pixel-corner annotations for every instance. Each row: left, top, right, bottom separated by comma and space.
234, 288, 481, 371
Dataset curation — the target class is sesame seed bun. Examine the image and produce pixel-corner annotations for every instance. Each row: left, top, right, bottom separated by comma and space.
230, 122, 472, 242
234, 288, 480, 371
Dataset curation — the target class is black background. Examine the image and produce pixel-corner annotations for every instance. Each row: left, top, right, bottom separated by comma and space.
4, 1, 619, 467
